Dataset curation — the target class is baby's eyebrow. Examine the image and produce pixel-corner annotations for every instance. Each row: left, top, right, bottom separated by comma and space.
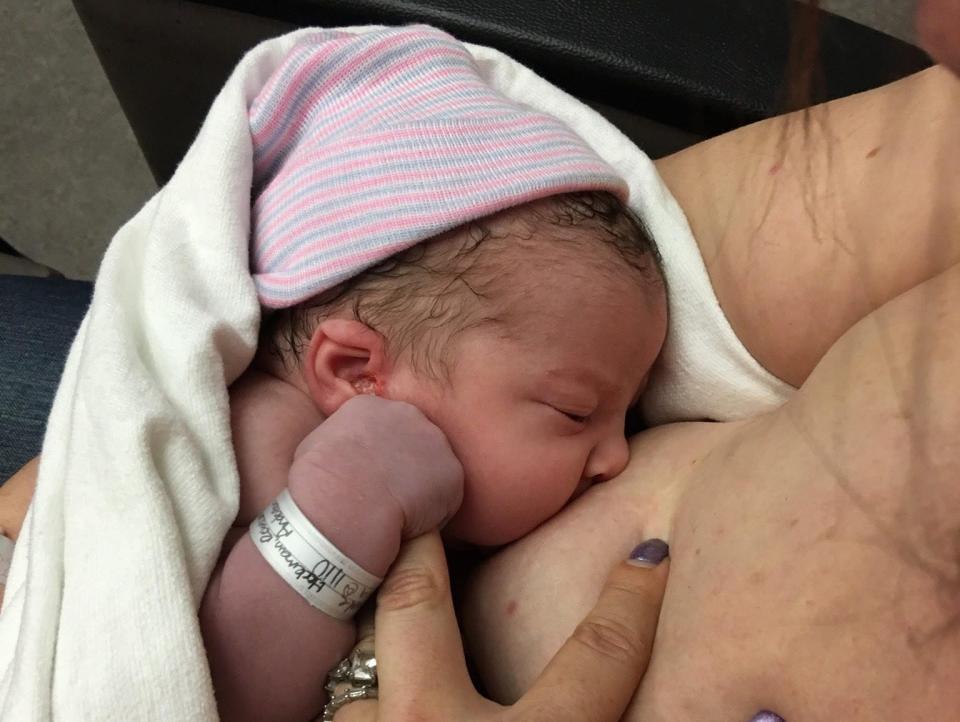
545, 367, 641, 409
543, 366, 609, 393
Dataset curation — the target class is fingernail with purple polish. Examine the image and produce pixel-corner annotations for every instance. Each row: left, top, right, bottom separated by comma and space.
749, 712, 785, 722
628, 538, 669, 567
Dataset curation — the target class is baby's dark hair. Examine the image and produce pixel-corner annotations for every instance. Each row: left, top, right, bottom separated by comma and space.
260, 190, 664, 379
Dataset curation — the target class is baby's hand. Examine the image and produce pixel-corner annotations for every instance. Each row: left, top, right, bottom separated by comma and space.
290, 395, 464, 539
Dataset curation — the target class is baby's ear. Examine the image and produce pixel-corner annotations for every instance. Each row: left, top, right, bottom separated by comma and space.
302, 319, 388, 415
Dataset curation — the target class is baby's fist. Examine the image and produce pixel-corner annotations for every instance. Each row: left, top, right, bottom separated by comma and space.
291, 395, 464, 538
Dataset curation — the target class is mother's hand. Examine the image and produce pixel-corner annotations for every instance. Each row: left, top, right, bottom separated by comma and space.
334, 532, 669, 722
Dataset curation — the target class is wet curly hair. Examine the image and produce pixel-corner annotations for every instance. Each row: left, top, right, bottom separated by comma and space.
259, 190, 664, 380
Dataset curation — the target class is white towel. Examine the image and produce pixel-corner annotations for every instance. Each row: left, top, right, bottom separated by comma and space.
0, 26, 788, 720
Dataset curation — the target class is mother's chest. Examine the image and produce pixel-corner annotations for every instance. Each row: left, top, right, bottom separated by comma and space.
628, 427, 944, 721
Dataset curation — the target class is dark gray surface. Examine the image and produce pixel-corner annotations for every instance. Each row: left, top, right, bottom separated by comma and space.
823, 0, 916, 42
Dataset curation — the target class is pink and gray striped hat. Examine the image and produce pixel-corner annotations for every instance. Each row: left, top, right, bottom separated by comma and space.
249, 25, 628, 309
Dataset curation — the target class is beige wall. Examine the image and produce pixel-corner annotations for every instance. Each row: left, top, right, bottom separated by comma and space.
0, 0, 156, 279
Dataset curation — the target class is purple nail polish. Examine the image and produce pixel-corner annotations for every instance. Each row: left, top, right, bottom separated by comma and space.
628, 538, 669, 566
749, 712, 785, 722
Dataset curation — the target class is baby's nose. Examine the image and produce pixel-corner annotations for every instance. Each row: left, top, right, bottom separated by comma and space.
583, 433, 630, 484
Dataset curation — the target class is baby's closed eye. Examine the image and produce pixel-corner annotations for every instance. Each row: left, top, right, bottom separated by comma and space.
557, 409, 590, 425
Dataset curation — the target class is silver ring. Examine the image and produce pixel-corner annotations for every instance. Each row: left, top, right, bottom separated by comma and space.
321, 640, 378, 721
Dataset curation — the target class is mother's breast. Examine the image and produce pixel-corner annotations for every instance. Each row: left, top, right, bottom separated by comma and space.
459, 421, 728, 704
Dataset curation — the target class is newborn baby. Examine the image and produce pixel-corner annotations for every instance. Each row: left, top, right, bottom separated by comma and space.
209, 192, 666, 718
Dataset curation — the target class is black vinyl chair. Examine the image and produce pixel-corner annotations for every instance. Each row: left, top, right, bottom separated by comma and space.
72, 0, 930, 184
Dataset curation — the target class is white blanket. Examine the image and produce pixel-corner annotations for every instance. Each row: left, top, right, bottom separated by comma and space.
0, 25, 778, 720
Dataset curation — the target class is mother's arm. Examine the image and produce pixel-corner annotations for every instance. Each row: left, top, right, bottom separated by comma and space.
656, 65, 960, 386
0, 456, 37, 542
0, 456, 38, 605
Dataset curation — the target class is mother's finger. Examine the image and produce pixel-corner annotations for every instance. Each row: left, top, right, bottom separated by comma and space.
374, 532, 475, 714
516, 540, 670, 722
331, 698, 377, 722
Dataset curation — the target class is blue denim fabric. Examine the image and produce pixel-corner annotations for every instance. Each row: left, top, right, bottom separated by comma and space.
0, 275, 93, 482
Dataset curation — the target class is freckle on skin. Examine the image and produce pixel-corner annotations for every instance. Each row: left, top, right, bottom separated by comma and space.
769, 162, 783, 175
866, 146, 881, 158
505, 600, 517, 616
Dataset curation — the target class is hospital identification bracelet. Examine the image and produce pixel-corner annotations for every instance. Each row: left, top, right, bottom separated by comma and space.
250, 489, 382, 620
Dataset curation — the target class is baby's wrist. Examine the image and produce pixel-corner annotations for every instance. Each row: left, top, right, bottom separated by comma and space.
286, 471, 404, 579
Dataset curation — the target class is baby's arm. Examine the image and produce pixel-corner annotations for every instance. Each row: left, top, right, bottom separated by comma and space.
200, 395, 463, 722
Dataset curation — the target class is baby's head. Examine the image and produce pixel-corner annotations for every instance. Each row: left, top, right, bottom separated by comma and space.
259, 190, 666, 545
249, 26, 667, 545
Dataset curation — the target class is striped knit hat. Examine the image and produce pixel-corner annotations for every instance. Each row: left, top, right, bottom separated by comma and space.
249, 25, 628, 308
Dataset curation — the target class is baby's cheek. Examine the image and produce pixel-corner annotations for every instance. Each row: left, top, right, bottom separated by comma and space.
443, 478, 532, 546
446, 460, 580, 546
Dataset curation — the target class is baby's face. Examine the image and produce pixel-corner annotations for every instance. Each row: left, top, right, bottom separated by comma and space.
388, 261, 667, 546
